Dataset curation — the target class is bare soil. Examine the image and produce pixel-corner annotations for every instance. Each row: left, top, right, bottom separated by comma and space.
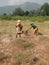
0, 34, 49, 65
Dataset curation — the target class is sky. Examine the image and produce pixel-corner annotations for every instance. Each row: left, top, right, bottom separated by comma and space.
0, 0, 49, 6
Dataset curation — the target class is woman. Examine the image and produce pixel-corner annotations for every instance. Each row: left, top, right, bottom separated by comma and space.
16, 20, 23, 37
30, 23, 38, 35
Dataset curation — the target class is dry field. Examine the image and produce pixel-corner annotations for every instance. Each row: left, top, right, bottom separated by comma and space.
0, 20, 49, 65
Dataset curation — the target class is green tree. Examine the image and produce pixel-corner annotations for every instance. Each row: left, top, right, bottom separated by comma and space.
29, 10, 36, 16
13, 8, 24, 16
3, 13, 7, 16
24, 11, 29, 16
40, 3, 49, 16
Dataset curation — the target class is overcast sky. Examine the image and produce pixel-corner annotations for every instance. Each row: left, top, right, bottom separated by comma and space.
0, 0, 49, 6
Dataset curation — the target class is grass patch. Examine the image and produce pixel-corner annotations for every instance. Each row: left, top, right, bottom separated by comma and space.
13, 51, 32, 63
16, 39, 35, 50
0, 16, 49, 22
0, 18, 49, 35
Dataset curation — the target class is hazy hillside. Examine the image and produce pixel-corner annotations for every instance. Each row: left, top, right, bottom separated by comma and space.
0, 2, 41, 15
20, 2, 41, 11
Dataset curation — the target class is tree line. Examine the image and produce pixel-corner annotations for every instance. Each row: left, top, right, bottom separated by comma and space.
4, 3, 49, 16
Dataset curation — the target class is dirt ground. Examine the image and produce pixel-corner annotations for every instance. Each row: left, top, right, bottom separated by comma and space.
0, 34, 49, 65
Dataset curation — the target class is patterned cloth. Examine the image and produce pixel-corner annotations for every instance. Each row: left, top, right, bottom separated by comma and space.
33, 28, 38, 35
16, 20, 23, 34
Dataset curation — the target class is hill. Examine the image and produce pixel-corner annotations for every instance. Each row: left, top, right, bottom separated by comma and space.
0, 2, 41, 15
